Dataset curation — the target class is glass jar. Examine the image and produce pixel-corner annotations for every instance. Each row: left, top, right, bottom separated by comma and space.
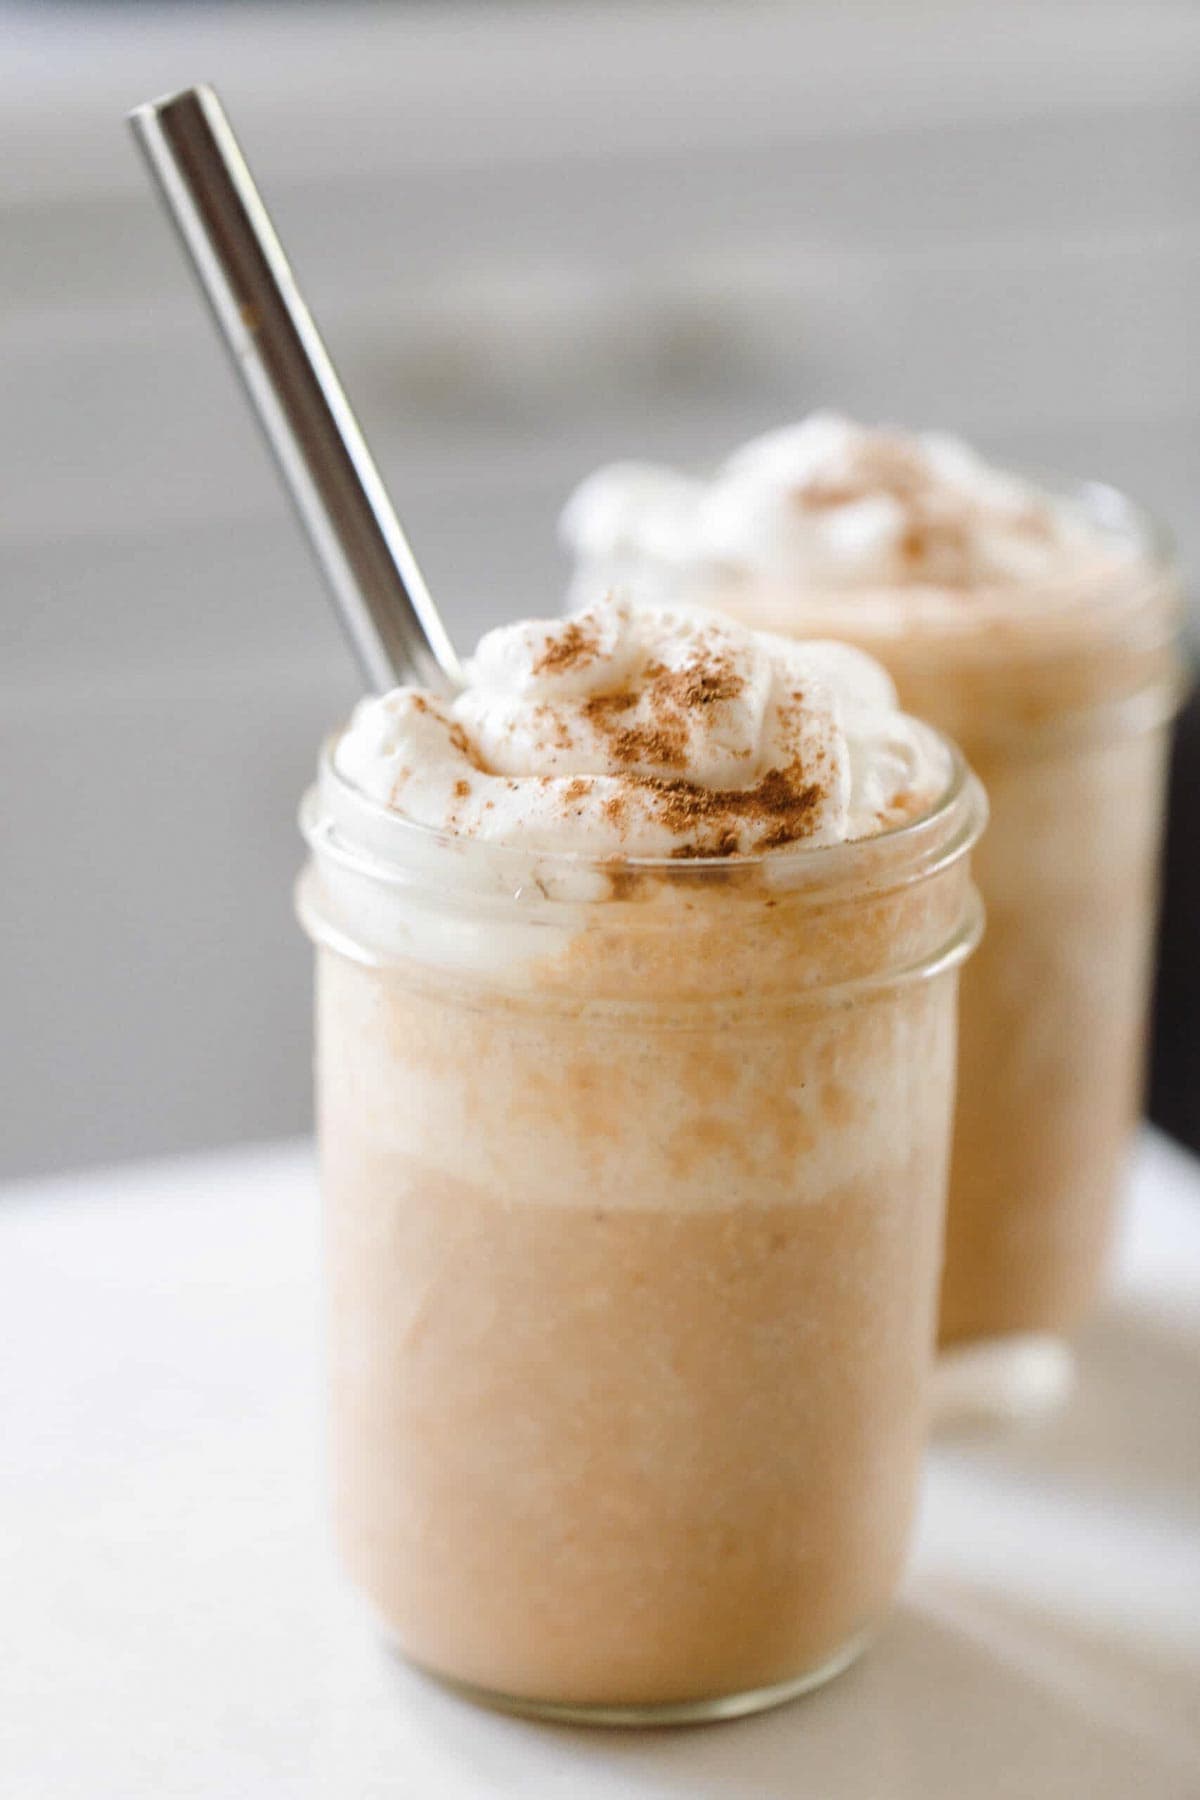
297, 741, 985, 1723
685, 480, 1184, 1350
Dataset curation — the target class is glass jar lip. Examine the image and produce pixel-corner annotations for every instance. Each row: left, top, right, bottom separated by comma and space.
1022, 470, 1173, 567
303, 729, 984, 900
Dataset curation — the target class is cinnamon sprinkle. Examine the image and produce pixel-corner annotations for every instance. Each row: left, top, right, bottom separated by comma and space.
436, 621, 832, 858
610, 723, 688, 768
657, 662, 744, 708
580, 648, 746, 776
532, 617, 600, 676
582, 689, 635, 723
638, 761, 826, 855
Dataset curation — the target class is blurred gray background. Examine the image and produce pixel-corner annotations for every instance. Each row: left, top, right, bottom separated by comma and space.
3, 0, 1198, 1176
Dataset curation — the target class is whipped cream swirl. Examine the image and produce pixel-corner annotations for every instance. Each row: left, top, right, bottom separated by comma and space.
335, 597, 947, 859
561, 413, 1126, 593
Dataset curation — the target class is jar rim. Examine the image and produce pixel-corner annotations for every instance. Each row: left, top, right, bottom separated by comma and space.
1001, 470, 1171, 568
1026, 470, 1172, 564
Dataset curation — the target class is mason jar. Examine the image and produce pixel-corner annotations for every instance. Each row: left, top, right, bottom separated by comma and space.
297, 738, 985, 1723
684, 482, 1182, 1352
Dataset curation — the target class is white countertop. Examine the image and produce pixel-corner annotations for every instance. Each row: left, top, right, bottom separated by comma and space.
3, 1130, 1198, 1798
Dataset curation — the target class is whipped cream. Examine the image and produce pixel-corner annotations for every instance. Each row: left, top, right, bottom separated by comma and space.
561, 413, 1129, 595
334, 596, 947, 860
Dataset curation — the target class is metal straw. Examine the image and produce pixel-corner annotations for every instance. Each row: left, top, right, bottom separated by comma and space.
128, 84, 462, 695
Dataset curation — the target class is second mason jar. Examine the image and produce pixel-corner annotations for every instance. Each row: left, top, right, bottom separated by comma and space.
298, 741, 984, 1723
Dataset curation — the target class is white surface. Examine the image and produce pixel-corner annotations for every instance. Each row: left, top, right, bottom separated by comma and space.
2, 1128, 1198, 1798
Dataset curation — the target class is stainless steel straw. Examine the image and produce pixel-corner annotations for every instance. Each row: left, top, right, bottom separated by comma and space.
128, 84, 462, 695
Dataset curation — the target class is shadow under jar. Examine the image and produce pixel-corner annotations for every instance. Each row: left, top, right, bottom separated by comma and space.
297, 743, 984, 1723
700, 482, 1184, 1347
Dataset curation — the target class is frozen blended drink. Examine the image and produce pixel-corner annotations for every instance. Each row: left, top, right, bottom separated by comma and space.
563, 419, 1181, 1352
298, 597, 983, 1721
